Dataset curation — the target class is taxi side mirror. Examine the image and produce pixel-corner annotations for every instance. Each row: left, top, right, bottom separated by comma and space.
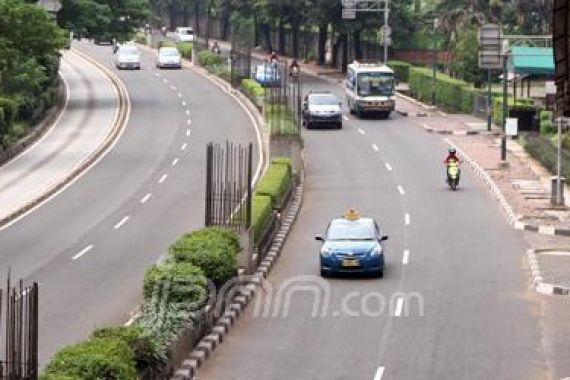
380, 235, 388, 241
315, 234, 325, 242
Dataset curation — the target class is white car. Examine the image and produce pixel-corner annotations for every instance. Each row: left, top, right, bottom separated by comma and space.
156, 47, 182, 69
115, 45, 141, 70
175, 27, 194, 43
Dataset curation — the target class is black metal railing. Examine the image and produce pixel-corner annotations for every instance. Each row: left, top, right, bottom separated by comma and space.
205, 141, 253, 231
0, 272, 39, 380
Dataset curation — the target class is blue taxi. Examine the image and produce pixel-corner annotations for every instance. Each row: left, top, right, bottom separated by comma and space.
316, 210, 388, 277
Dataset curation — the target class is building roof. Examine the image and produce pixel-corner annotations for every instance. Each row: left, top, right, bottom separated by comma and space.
508, 46, 555, 76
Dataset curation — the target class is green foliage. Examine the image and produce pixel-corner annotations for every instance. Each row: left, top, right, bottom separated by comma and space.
134, 31, 147, 44
43, 337, 137, 379
523, 134, 570, 180
387, 61, 411, 83
92, 326, 167, 377
158, 40, 176, 48
540, 110, 555, 134
450, 26, 485, 86
176, 42, 193, 58
0, 97, 18, 132
265, 104, 299, 135
492, 96, 537, 126
241, 78, 265, 107
168, 228, 239, 287
254, 160, 293, 208
197, 50, 226, 67
252, 195, 273, 243
143, 262, 208, 305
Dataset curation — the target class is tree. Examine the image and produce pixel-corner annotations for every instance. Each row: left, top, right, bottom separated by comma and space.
451, 26, 485, 86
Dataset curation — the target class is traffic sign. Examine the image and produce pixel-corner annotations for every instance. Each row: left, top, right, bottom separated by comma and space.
380, 25, 392, 37
342, 8, 356, 20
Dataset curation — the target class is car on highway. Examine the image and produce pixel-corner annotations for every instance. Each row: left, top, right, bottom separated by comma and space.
302, 91, 343, 129
316, 209, 388, 277
253, 63, 281, 87
115, 45, 141, 70
156, 47, 182, 69
174, 27, 195, 42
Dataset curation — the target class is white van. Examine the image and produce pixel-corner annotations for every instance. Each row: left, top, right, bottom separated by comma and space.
345, 61, 396, 118
175, 27, 194, 42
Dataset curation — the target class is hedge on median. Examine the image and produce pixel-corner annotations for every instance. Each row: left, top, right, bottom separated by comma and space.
251, 194, 273, 243
168, 227, 240, 288
387, 60, 411, 83
176, 42, 192, 59
241, 78, 265, 107
197, 50, 226, 67
143, 262, 208, 305
254, 157, 293, 209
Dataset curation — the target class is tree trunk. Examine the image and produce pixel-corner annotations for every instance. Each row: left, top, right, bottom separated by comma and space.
292, 22, 300, 58
263, 23, 272, 52
331, 33, 339, 69
353, 30, 362, 60
182, 6, 189, 26
253, 13, 260, 47
278, 19, 286, 55
341, 33, 349, 73
221, 12, 229, 40
168, 6, 176, 30
317, 23, 327, 65
194, 1, 200, 37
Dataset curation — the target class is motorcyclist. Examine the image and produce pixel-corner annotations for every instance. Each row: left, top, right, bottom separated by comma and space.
211, 41, 221, 54
443, 148, 461, 183
289, 59, 300, 77
269, 51, 278, 62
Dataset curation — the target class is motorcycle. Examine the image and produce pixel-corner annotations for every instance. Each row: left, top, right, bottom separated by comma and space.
446, 160, 460, 191
290, 66, 300, 79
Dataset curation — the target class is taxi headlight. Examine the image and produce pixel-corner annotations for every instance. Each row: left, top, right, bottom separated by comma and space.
320, 247, 331, 257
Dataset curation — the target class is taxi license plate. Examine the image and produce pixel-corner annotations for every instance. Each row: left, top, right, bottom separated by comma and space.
342, 259, 360, 268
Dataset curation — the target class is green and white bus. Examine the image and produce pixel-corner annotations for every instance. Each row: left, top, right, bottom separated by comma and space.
345, 61, 396, 119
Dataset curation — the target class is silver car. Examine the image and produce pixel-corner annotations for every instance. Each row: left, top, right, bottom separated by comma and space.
115, 45, 141, 70
302, 92, 343, 129
156, 47, 182, 69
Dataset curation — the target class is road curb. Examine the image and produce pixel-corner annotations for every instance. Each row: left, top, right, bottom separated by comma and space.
423, 123, 480, 136
395, 92, 446, 117
527, 249, 570, 296
0, 48, 130, 230
171, 178, 305, 380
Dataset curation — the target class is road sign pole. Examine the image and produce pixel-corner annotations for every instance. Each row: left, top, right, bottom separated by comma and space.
487, 69, 492, 131
501, 53, 508, 162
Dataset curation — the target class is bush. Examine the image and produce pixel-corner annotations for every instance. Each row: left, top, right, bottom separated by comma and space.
92, 326, 167, 378
43, 338, 137, 379
540, 110, 555, 134
241, 78, 265, 106
493, 96, 539, 126
158, 40, 176, 48
0, 97, 18, 131
176, 42, 192, 58
134, 32, 147, 45
523, 134, 570, 180
143, 262, 208, 306
255, 161, 293, 208
168, 228, 239, 287
252, 195, 273, 243
197, 50, 226, 67
387, 60, 411, 83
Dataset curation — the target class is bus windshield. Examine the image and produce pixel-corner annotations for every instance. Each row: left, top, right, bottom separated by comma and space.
357, 72, 395, 97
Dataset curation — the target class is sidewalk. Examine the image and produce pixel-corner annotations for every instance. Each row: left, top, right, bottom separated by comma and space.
0, 49, 122, 228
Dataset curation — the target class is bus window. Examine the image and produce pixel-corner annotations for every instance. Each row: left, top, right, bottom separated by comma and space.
357, 73, 394, 97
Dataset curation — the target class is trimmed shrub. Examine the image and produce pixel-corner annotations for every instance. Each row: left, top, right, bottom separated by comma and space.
158, 40, 176, 48
493, 96, 539, 126
255, 161, 292, 208
197, 50, 226, 67
241, 78, 265, 106
252, 195, 273, 243
176, 42, 193, 58
134, 32, 147, 45
540, 110, 555, 134
270, 157, 292, 172
387, 60, 411, 83
143, 262, 208, 305
92, 326, 167, 378
168, 228, 239, 287
43, 338, 137, 380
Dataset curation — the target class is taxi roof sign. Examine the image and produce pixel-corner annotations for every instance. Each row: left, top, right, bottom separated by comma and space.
343, 209, 361, 220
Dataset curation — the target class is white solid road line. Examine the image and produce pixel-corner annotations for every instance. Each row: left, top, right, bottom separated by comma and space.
358, 128, 366, 135
114, 216, 130, 230
405, 213, 411, 225
72, 245, 94, 260
186, 129, 191, 136
372, 144, 379, 152
398, 185, 405, 195
343, 115, 349, 121
181, 142, 188, 151
385, 162, 393, 171
394, 297, 404, 317
140, 193, 152, 204
172, 158, 179, 166
373, 366, 385, 380
159, 174, 168, 184
403, 249, 410, 265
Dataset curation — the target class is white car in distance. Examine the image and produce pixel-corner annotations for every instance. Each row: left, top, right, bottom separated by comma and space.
174, 27, 194, 42
115, 45, 141, 70
156, 47, 182, 69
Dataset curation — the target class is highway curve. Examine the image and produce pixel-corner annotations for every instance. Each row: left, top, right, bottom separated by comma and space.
197, 75, 547, 379
0, 41, 260, 365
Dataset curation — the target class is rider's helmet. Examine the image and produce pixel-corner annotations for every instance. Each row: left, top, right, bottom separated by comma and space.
448, 148, 456, 154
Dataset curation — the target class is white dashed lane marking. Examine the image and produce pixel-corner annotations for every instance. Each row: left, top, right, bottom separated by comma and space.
385, 163, 393, 171
373, 366, 385, 380
372, 144, 379, 152
394, 297, 404, 317
140, 193, 152, 204
170, 85, 177, 91
159, 174, 168, 184
178, 93, 183, 98
403, 250, 410, 265
182, 101, 187, 107
72, 245, 94, 260
343, 115, 349, 121
186, 110, 191, 116
405, 213, 411, 226
398, 185, 405, 195
358, 128, 366, 135
186, 129, 191, 137
187, 119, 192, 125
114, 216, 130, 230
172, 158, 179, 166
181, 142, 188, 151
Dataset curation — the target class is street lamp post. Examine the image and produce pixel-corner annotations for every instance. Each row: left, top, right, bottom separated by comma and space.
432, 18, 438, 106
383, 0, 390, 63
501, 49, 508, 162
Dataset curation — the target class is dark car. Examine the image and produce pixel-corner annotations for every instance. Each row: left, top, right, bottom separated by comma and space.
302, 91, 343, 129
316, 210, 388, 277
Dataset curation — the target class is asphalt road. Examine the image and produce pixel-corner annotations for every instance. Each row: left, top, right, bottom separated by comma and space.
197, 75, 549, 379
0, 41, 260, 365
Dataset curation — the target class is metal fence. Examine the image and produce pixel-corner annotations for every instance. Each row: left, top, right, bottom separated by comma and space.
230, 45, 252, 88
0, 273, 39, 380
205, 142, 253, 231
263, 59, 302, 136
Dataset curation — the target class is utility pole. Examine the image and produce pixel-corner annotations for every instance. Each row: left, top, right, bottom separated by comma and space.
383, 0, 389, 63
432, 18, 438, 106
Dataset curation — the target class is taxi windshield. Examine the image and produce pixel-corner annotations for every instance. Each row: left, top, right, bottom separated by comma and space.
326, 221, 376, 241
357, 72, 394, 97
